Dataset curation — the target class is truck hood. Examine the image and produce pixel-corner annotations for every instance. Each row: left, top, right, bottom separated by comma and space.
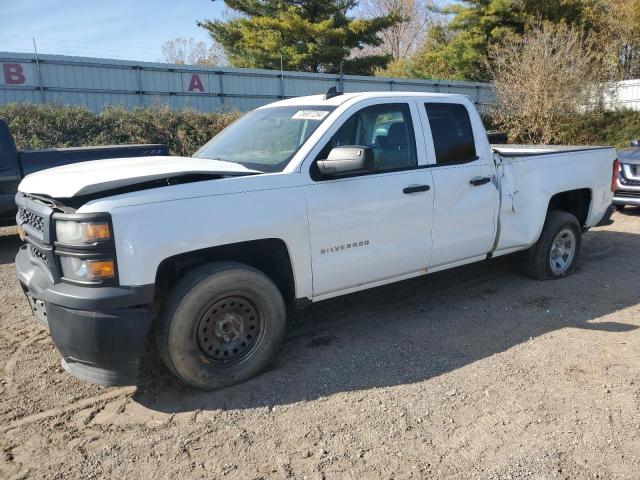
619, 147, 640, 165
18, 155, 261, 198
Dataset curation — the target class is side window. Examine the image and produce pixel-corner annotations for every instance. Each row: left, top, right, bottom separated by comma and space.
424, 103, 477, 165
314, 103, 417, 175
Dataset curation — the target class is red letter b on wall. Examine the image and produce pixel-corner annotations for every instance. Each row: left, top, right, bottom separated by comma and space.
3, 64, 26, 84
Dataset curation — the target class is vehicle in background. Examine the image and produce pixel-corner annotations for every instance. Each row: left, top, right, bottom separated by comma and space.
613, 140, 640, 211
0, 119, 168, 226
14, 91, 618, 390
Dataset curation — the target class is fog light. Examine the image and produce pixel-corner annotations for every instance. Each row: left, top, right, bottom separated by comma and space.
60, 257, 115, 281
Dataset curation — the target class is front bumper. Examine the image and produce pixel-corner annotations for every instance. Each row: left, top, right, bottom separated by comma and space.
16, 245, 154, 386
614, 168, 640, 206
613, 193, 640, 206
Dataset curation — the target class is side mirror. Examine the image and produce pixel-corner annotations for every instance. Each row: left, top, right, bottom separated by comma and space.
631, 139, 640, 148
317, 146, 375, 176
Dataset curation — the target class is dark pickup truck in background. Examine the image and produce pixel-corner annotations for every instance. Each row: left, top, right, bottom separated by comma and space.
0, 118, 168, 226
613, 139, 640, 211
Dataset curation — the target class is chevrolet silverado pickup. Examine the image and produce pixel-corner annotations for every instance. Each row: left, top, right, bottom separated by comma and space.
15, 91, 619, 389
0, 118, 168, 225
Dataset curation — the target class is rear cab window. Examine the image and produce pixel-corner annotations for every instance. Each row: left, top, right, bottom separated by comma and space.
424, 103, 478, 166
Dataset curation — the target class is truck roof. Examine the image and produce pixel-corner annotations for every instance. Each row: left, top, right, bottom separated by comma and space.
263, 91, 466, 108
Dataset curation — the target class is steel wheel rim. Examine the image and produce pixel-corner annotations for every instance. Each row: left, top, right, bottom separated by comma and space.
196, 295, 263, 365
549, 228, 576, 275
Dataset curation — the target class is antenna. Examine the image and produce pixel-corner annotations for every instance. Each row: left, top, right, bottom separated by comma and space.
323, 86, 342, 100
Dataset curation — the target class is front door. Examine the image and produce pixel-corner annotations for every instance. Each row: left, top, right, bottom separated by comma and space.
304, 101, 434, 297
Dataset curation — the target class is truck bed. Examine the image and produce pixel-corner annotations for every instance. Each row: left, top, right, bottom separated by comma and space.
492, 144, 611, 158
491, 143, 617, 257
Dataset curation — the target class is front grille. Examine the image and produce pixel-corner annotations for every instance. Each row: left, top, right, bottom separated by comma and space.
632, 165, 640, 177
15, 193, 60, 280
29, 244, 50, 266
614, 191, 640, 198
18, 207, 45, 232
621, 178, 640, 186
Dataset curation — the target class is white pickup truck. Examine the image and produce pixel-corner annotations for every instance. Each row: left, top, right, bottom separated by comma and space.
15, 91, 618, 389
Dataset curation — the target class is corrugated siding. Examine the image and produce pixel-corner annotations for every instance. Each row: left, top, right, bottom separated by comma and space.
0, 51, 496, 113
3, 52, 638, 114
614, 80, 640, 111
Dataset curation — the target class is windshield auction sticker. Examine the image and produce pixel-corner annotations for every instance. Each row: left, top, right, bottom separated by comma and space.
292, 110, 330, 121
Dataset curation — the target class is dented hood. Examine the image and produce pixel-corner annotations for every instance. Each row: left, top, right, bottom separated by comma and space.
18, 155, 261, 198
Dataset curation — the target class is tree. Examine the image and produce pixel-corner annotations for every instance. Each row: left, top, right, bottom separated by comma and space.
407, 0, 623, 81
161, 37, 225, 66
358, 0, 436, 60
198, 0, 400, 75
489, 22, 619, 144
611, 0, 640, 78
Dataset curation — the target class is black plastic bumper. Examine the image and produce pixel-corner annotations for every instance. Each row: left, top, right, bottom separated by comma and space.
16, 246, 154, 386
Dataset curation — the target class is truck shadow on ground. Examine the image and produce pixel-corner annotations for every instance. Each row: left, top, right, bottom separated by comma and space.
131, 227, 639, 412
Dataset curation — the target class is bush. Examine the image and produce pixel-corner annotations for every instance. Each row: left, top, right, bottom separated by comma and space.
0, 104, 241, 156
564, 110, 640, 149
485, 109, 640, 149
489, 22, 619, 145
1, 102, 638, 156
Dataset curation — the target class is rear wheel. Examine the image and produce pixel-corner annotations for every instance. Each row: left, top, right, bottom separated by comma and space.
157, 262, 286, 390
523, 210, 581, 280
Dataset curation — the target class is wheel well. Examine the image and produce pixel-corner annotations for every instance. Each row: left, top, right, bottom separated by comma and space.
548, 189, 591, 227
154, 239, 296, 306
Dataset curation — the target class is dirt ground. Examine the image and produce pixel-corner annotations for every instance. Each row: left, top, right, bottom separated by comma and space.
1, 211, 639, 480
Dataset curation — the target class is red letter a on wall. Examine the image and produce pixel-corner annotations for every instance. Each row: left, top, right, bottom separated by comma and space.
188, 74, 205, 92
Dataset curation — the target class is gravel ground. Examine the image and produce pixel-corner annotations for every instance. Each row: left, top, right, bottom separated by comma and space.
1, 211, 640, 480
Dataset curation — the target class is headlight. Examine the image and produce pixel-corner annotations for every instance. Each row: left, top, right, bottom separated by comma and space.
56, 220, 111, 244
60, 256, 116, 281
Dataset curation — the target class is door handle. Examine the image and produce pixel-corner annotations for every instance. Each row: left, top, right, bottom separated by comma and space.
470, 176, 491, 187
403, 185, 431, 194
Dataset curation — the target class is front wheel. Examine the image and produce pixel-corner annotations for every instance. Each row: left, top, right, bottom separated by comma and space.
157, 262, 286, 390
523, 211, 582, 280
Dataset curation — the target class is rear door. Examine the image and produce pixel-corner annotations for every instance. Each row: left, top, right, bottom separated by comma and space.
303, 100, 434, 297
421, 101, 499, 268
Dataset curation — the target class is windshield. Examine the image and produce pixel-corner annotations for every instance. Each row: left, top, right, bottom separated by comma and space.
194, 105, 335, 172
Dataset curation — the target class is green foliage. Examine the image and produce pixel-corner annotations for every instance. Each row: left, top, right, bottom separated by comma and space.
199, 0, 399, 75
2, 103, 637, 159
403, 0, 621, 81
0, 104, 240, 156
487, 108, 640, 148
563, 110, 640, 149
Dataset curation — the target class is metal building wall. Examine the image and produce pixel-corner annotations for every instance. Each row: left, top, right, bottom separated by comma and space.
610, 80, 640, 111
0, 51, 497, 113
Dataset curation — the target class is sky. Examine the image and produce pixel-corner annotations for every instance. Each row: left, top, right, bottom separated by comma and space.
0, 0, 452, 63
0, 0, 225, 62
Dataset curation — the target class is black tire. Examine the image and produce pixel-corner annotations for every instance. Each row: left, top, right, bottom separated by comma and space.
615, 204, 626, 212
523, 210, 581, 281
156, 261, 286, 390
